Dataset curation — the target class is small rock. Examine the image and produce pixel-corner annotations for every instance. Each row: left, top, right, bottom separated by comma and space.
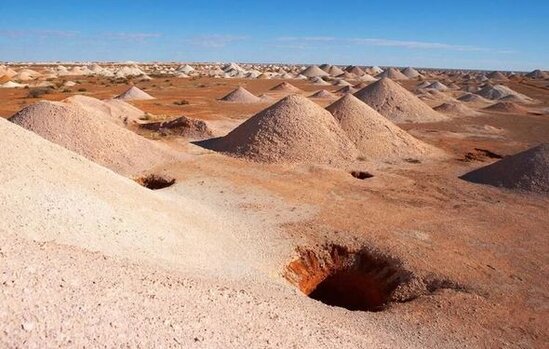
22, 322, 34, 332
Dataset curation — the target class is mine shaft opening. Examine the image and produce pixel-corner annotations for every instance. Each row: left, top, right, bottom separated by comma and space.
135, 174, 176, 190
350, 171, 374, 180
286, 245, 410, 312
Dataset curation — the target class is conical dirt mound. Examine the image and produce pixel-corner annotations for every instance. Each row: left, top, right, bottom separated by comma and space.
461, 144, 549, 194
328, 65, 345, 76
484, 102, 529, 113
354, 78, 448, 123
326, 94, 442, 161
376, 68, 409, 80
310, 90, 337, 98
115, 86, 155, 101
200, 95, 357, 164
434, 102, 481, 116
477, 84, 532, 102
9, 101, 177, 176
300, 65, 329, 78
345, 66, 365, 76
525, 69, 548, 79
270, 82, 302, 93
402, 67, 421, 78
336, 85, 358, 94
220, 86, 262, 103
0, 116, 235, 278
458, 93, 490, 104
63, 95, 145, 126
487, 71, 509, 81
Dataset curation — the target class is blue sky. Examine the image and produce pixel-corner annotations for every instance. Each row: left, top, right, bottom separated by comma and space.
0, 0, 547, 71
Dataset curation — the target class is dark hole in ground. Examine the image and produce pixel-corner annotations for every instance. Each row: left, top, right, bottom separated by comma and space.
405, 158, 421, 164
285, 245, 410, 312
350, 171, 374, 180
134, 174, 176, 190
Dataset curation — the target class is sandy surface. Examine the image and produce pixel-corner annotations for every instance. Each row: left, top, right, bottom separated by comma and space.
1, 67, 548, 348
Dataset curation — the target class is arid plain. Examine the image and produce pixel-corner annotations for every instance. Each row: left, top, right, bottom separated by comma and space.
0, 63, 548, 348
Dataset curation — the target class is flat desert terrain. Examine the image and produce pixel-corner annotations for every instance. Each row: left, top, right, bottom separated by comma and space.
0, 63, 548, 348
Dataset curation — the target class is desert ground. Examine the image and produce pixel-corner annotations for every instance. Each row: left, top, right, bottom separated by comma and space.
0, 63, 548, 348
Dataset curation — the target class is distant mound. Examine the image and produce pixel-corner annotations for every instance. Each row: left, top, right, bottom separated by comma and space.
483, 102, 529, 114
336, 85, 358, 94
345, 66, 365, 76
327, 65, 345, 76
300, 65, 329, 78
486, 71, 509, 81
376, 68, 409, 80
401, 67, 421, 78
426, 81, 449, 91
115, 86, 155, 101
461, 144, 549, 194
310, 90, 337, 98
326, 94, 442, 161
310, 76, 331, 85
354, 78, 448, 123
525, 69, 548, 79
199, 95, 357, 164
434, 102, 480, 116
220, 86, 262, 103
477, 84, 532, 102
140, 115, 213, 140
9, 101, 176, 176
416, 81, 432, 89
458, 93, 490, 104
270, 82, 302, 93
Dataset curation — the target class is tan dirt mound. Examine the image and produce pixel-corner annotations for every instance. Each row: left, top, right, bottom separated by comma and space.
198, 94, 358, 164
525, 69, 548, 79
434, 102, 481, 116
220, 86, 262, 103
402, 67, 421, 78
310, 90, 337, 99
336, 85, 358, 94
461, 143, 549, 194
477, 84, 532, 102
0, 115, 245, 280
376, 68, 409, 80
326, 94, 443, 162
426, 81, 449, 91
486, 71, 509, 81
115, 86, 155, 101
345, 66, 365, 76
327, 65, 345, 76
300, 65, 329, 78
140, 115, 214, 139
63, 95, 146, 126
354, 78, 448, 123
458, 93, 490, 104
9, 101, 177, 176
483, 102, 529, 113
310, 76, 331, 85
270, 82, 302, 93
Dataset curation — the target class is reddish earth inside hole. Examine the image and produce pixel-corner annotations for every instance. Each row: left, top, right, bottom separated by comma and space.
135, 174, 176, 190
309, 270, 391, 311
286, 245, 410, 312
350, 171, 374, 180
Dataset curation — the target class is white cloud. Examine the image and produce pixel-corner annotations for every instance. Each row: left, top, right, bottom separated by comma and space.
276, 36, 336, 42
185, 34, 249, 48
102, 32, 162, 42
0, 29, 79, 39
275, 36, 504, 52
